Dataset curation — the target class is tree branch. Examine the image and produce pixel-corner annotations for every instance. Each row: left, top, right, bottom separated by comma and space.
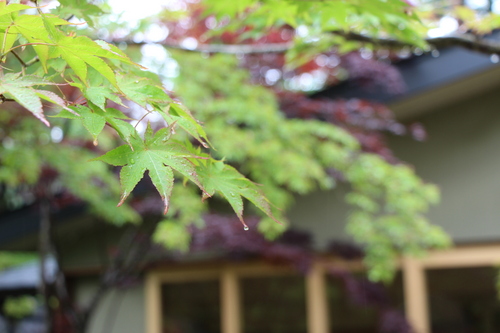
119, 39, 293, 54
120, 31, 500, 56
11, 51, 27, 68
39, 198, 53, 333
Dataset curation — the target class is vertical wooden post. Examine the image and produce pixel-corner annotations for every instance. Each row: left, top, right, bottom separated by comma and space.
306, 263, 329, 333
221, 267, 242, 333
145, 273, 162, 333
403, 258, 430, 333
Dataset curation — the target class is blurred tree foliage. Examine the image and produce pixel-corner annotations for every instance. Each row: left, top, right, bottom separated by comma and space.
3, 0, 500, 331
2, 0, 499, 286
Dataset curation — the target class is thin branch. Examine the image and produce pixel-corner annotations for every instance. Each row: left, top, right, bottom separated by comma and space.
119, 39, 293, 54
163, 41, 293, 53
11, 51, 27, 67
0, 95, 15, 103
117, 31, 500, 56
26, 56, 40, 67
39, 198, 53, 333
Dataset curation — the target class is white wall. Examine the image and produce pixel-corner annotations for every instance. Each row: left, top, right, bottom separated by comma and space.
288, 86, 500, 248
73, 277, 145, 333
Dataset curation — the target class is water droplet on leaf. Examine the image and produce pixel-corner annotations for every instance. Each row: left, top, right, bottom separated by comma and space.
93, 138, 98, 146
163, 197, 169, 215
130, 158, 135, 164
244, 226, 249, 231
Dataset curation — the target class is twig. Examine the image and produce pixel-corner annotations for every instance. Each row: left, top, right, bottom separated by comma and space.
39, 198, 53, 333
116, 39, 293, 54
11, 51, 27, 67
0, 95, 15, 103
163, 40, 294, 54
26, 56, 40, 67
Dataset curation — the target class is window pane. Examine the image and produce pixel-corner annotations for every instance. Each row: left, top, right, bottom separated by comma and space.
428, 267, 500, 333
241, 276, 307, 333
327, 273, 405, 333
162, 280, 220, 333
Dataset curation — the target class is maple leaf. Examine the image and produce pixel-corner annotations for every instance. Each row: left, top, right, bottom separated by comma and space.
55, 105, 132, 145
0, 12, 71, 71
161, 103, 210, 148
116, 73, 171, 108
72, 70, 124, 111
55, 0, 104, 28
0, 73, 71, 126
196, 160, 280, 229
94, 124, 207, 214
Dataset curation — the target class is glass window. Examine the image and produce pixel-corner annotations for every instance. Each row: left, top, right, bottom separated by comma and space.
327, 273, 405, 333
161, 280, 220, 333
427, 267, 500, 333
241, 276, 307, 333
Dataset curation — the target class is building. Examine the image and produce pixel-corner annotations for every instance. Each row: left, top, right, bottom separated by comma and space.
2, 44, 500, 333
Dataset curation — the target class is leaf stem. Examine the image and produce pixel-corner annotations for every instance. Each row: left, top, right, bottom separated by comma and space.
0, 95, 15, 103
11, 51, 27, 68
3, 43, 55, 57
134, 110, 151, 129
26, 56, 40, 67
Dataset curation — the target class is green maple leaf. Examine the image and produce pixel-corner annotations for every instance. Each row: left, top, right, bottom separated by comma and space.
55, 105, 132, 145
1, 13, 71, 71
116, 73, 171, 108
196, 160, 280, 229
72, 69, 124, 110
32, 14, 141, 86
0, 73, 72, 126
160, 102, 210, 148
55, 0, 104, 28
0, 2, 30, 53
94, 124, 207, 213
116, 74, 209, 146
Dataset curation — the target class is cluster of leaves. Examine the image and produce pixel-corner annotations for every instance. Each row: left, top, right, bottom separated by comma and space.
421, 2, 500, 34
0, 110, 138, 223
0, 0, 456, 283
3, 295, 36, 319
0, 1, 278, 227
171, 53, 450, 281
157, 3, 421, 163
203, 0, 427, 49
0, 251, 35, 270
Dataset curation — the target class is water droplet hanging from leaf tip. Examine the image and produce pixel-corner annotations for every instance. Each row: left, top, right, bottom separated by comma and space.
244, 226, 249, 231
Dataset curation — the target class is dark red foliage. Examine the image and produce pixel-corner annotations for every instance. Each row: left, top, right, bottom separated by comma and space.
330, 268, 390, 307
157, 3, 425, 163
189, 214, 313, 273
277, 91, 408, 161
327, 240, 365, 260
341, 52, 406, 94
379, 309, 414, 333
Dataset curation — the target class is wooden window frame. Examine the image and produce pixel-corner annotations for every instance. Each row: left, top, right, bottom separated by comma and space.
403, 244, 500, 333
145, 245, 500, 333
145, 260, 329, 333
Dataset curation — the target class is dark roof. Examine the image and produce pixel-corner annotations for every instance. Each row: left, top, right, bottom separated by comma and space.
0, 204, 86, 249
315, 35, 500, 103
